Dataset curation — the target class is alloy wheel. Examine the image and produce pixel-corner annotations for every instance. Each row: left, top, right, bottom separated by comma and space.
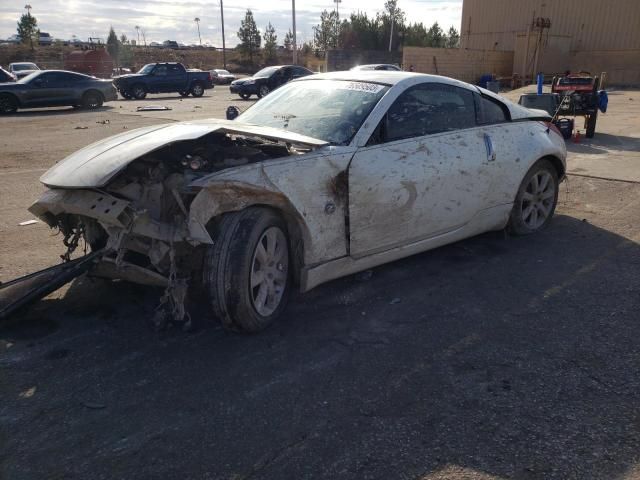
520, 170, 556, 229
249, 226, 288, 317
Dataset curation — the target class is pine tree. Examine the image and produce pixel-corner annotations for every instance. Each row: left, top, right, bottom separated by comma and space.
445, 26, 460, 48
106, 26, 120, 64
17, 12, 38, 49
237, 10, 261, 65
284, 29, 294, 51
263, 23, 278, 63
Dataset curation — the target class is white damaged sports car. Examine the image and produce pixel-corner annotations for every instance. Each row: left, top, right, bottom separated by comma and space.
29, 71, 566, 332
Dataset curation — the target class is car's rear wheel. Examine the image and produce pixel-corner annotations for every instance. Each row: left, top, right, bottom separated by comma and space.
239, 93, 251, 100
131, 84, 147, 100
190, 82, 205, 97
203, 207, 291, 333
508, 159, 559, 235
82, 91, 103, 109
0, 94, 18, 114
257, 85, 270, 98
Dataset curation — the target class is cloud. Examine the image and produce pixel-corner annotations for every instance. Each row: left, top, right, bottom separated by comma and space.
0, 0, 462, 47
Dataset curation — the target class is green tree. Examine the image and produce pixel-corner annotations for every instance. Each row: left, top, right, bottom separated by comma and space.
119, 34, 134, 66
106, 26, 120, 64
378, 0, 405, 51
263, 22, 277, 63
17, 12, 38, 48
284, 29, 294, 51
445, 26, 460, 48
313, 9, 339, 51
426, 22, 445, 48
237, 9, 261, 64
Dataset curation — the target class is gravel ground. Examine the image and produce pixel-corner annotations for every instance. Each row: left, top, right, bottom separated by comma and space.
1, 87, 639, 480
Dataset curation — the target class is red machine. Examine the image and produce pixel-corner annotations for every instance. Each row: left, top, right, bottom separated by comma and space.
64, 48, 114, 78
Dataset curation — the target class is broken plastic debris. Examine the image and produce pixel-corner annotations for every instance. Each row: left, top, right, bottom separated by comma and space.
74, 126, 88, 130
136, 105, 172, 112
18, 220, 39, 226
19, 386, 36, 398
96, 119, 110, 124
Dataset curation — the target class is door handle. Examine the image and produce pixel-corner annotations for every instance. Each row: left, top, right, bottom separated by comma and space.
484, 133, 496, 162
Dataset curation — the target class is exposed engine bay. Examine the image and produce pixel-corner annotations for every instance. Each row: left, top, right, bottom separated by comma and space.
29, 131, 311, 328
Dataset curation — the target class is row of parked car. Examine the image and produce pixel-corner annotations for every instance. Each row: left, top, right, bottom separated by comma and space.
0, 61, 402, 113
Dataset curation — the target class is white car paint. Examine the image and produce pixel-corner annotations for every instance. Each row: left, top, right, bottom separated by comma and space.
30, 72, 567, 293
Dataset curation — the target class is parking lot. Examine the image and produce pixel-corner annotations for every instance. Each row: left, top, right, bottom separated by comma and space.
1, 87, 640, 479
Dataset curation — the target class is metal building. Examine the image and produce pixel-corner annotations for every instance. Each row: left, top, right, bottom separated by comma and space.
460, 0, 640, 84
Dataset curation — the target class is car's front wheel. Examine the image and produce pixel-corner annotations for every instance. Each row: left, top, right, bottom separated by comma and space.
239, 93, 251, 100
0, 94, 18, 114
131, 84, 147, 100
203, 207, 291, 333
508, 159, 559, 235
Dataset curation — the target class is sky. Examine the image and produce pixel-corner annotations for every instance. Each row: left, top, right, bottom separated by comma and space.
0, 0, 462, 47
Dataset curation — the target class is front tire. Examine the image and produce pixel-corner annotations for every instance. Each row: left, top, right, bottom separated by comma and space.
131, 84, 147, 100
508, 159, 559, 235
239, 93, 251, 100
203, 207, 291, 333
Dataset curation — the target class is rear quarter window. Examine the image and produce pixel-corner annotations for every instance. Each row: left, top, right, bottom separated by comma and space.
476, 95, 510, 124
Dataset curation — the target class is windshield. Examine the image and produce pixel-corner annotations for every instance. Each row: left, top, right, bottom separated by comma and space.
137, 64, 155, 74
18, 71, 42, 83
238, 79, 390, 145
13, 63, 38, 71
254, 66, 279, 78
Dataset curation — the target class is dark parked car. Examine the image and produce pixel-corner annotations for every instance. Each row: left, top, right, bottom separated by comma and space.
230, 65, 313, 99
0, 70, 117, 114
350, 64, 402, 71
0, 67, 16, 83
113, 62, 214, 99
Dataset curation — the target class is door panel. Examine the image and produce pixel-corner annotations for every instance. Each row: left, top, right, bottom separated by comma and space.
348, 129, 494, 257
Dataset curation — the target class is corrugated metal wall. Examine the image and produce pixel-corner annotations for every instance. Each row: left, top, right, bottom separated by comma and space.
460, 0, 640, 52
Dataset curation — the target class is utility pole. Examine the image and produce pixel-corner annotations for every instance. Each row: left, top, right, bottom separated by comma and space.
220, 0, 226, 68
333, 0, 341, 48
24, 4, 33, 49
194, 17, 202, 45
388, 3, 394, 52
292, 0, 298, 64
135, 25, 140, 45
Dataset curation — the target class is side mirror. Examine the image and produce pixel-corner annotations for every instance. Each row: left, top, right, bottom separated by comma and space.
226, 106, 240, 120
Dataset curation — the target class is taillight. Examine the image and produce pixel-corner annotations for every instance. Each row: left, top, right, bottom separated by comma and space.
208, 72, 212, 82
542, 121, 563, 138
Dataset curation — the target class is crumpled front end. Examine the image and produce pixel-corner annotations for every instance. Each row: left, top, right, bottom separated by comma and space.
28, 123, 323, 326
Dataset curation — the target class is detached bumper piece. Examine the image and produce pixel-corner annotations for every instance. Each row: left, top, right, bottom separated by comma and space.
0, 251, 103, 321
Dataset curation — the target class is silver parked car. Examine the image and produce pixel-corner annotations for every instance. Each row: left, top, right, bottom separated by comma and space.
29, 71, 566, 331
8, 62, 40, 79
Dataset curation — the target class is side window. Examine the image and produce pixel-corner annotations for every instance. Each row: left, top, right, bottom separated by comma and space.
168, 64, 181, 74
154, 65, 168, 76
476, 95, 510, 124
384, 83, 476, 142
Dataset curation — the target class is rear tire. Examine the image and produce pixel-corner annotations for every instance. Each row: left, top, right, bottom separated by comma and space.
0, 94, 18, 114
82, 91, 103, 109
132, 84, 147, 100
257, 85, 270, 98
190, 82, 204, 97
203, 207, 291, 333
508, 159, 559, 235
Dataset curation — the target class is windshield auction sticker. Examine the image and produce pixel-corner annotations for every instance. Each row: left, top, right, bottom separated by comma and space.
338, 82, 385, 94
